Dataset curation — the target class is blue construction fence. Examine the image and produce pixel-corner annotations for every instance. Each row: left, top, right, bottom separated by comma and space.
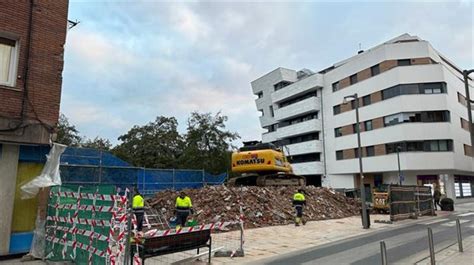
60, 165, 227, 195
20, 145, 227, 195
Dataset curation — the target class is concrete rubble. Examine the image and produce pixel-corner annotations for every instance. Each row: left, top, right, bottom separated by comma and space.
148, 185, 361, 228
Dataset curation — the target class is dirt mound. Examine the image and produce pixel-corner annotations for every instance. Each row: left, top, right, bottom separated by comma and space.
148, 185, 360, 228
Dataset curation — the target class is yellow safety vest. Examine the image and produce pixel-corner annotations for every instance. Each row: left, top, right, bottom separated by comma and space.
293, 192, 305, 202
132, 194, 144, 209
176, 196, 192, 209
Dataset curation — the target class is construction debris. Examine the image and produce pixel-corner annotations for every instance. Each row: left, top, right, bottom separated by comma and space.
148, 186, 361, 229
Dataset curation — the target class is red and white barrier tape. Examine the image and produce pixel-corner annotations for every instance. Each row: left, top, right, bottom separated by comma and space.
46, 235, 107, 257
48, 225, 110, 241
52, 203, 123, 213
49, 191, 127, 203
47, 216, 111, 227
144, 221, 240, 238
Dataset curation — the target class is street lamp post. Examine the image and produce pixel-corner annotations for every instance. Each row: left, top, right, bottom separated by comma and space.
396, 145, 402, 185
463, 70, 474, 156
344, 93, 369, 229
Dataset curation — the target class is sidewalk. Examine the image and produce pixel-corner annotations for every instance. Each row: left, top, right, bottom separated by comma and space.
1, 210, 467, 265
415, 235, 474, 265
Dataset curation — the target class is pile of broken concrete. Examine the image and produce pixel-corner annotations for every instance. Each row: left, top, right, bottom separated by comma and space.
147, 185, 360, 229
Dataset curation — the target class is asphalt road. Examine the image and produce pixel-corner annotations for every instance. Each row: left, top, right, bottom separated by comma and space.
263, 203, 474, 265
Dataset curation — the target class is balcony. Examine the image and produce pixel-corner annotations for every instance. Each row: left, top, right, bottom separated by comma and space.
287, 140, 322, 156
292, 161, 324, 175
262, 131, 278, 143
274, 97, 320, 121
277, 119, 321, 139
271, 73, 324, 103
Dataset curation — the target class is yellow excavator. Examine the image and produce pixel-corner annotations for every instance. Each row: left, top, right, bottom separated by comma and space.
228, 141, 306, 186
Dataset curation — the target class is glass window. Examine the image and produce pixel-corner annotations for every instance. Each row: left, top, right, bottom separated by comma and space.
352, 124, 358, 133
332, 82, 340, 92
366, 146, 375, 157
430, 141, 439, 151
335, 127, 342, 137
400, 84, 420, 94
257, 92, 263, 98
333, 105, 341, 115
439, 140, 448, 151
269, 106, 274, 117
354, 148, 359, 158
336, 151, 343, 160
397, 59, 411, 66
384, 114, 402, 126
382, 85, 401, 100
0, 37, 18, 86
370, 64, 380, 76
363, 95, 371, 106
350, 74, 358, 85
365, 120, 373, 131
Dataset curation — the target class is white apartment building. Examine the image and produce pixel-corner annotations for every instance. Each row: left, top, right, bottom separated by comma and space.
251, 34, 474, 200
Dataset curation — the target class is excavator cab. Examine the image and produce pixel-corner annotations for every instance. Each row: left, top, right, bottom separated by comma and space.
229, 141, 305, 186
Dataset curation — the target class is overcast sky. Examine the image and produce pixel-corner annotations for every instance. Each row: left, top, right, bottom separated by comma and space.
61, 0, 473, 145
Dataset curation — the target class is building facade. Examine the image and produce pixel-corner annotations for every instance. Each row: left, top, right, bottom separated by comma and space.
0, 1, 69, 255
252, 34, 474, 200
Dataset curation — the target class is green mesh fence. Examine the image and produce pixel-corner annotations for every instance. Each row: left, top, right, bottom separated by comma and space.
45, 185, 120, 265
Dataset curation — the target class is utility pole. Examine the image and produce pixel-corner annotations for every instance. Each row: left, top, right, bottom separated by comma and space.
344, 93, 369, 229
463, 70, 474, 157
396, 145, 402, 185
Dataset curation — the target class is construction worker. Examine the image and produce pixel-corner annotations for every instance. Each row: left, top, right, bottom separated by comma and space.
175, 191, 193, 228
132, 187, 145, 231
293, 189, 306, 226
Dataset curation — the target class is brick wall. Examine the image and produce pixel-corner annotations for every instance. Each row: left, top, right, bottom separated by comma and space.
0, 1, 68, 142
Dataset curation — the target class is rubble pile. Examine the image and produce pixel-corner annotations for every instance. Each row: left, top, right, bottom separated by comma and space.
147, 185, 361, 229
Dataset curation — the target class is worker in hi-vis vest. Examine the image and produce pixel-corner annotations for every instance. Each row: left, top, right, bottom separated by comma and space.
132, 187, 145, 231
292, 189, 307, 226
175, 191, 193, 228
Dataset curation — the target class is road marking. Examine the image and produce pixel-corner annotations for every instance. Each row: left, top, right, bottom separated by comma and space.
421, 218, 449, 225
441, 219, 471, 227
456, 212, 474, 217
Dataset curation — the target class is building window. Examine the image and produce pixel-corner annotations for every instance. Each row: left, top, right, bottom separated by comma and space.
336, 151, 343, 160
335, 127, 342, 137
290, 153, 321, 163
274, 81, 292, 91
364, 120, 373, 131
352, 124, 359, 133
279, 91, 317, 108
258, 109, 264, 116
332, 82, 340, 92
0, 37, 18, 86
422, 83, 443, 94
269, 106, 274, 117
397, 59, 411, 66
362, 95, 371, 106
366, 146, 375, 157
354, 148, 360, 158
257, 92, 263, 98
279, 112, 318, 127
350, 74, 358, 85
458, 92, 467, 106
286, 132, 319, 144
370, 64, 380, 76
333, 105, 341, 115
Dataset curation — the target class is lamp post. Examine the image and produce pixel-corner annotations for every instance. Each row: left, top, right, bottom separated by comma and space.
343, 93, 369, 229
463, 70, 474, 156
396, 145, 402, 185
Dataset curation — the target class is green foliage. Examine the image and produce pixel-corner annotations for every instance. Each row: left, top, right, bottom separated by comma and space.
82, 136, 113, 151
55, 113, 82, 146
112, 116, 184, 168
179, 112, 239, 174
58, 112, 238, 174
